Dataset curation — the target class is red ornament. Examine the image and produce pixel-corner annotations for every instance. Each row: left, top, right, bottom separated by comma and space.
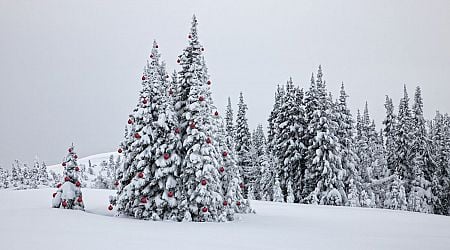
223, 200, 228, 206
240, 183, 244, 189
177, 59, 180, 64
214, 111, 219, 116
142, 75, 146, 81
155, 45, 159, 48
175, 127, 180, 134
75, 166, 80, 171
68, 148, 72, 153
75, 181, 81, 187
114, 180, 119, 186
236, 201, 241, 206
64, 176, 70, 182
128, 118, 133, 125
219, 166, 225, 173
52, 192, 57, 198
201, 179, 207, 186
168, 191, 174, 198
207, 80, 211, 85
74, 155, 78, 159
142, 99, 148, 104
169, 89, 173, 95
62, 200, 68, 207
140, 197, 147, 203
199, 96, 204, 102
77, 197, 83, 203
150, 54, 154, 58
201, 48, 204, 51
163, 153, 170, 160
166, 75, 169, 79
62, 162, 66, 167
202, 207, 208, 213
206, 138, 211, 144
190, 122, 196, 129
222, 151, 228, 157
56, 183, 62, 188
108, 204, 113, 211
188, 34, 192, 39
137, 172, 144, 178
118, 148, 123, 154
134, 133, 141, 139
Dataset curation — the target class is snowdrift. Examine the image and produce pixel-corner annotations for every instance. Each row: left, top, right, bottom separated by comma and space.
0, 188, 449, 250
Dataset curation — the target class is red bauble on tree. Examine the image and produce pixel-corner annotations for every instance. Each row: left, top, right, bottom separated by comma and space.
140, 197, 147, 203
169, 89, 173, 95
168, 191, 174, 198
155, 44, 159, 48
64, 176, 70, 182
207, 80, 211, 85
201, 179, 207, 186
240, 183, 245, 189
142, 75, 146, 81
114, 180, 119, 186
62, 162, 66, 167
56, 183, 62, 188
75, 166, 80, 171
52, 192, 57, 198
202, 207, 208, 213
74, 155, 78, 159
75, 181, 81, 187
214, 111, 219, 116
188, 34, 192, 39
222, 151, 228, 157
108, 204, 113, 211
206, 137, 211, 144
198, 96, 204, 102
134, 133, 141, 139
219, 166, 225, 173
77, 197, 83, 203
201, 47, 204, 51
117, 148, 123, 154
68, 148, 72, 153
62, 200, 68, 208
174, 127, 180, 134
236, 201, 241, 206
223, 200, 228, 206
190, 122, 196, 129
128, 118, 133, 125
163, 153, 170, 160
142, 99, 148, 105
177, 59, 181, 64
137, 172, 144, 178
150, 54, 154, 58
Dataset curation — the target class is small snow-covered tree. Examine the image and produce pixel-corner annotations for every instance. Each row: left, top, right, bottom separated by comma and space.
272, 174, 283, 202
385, 173, 407, 211
52, 144, 84, 210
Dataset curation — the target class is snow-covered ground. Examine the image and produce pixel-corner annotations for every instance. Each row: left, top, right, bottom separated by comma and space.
0, 188, 449, 250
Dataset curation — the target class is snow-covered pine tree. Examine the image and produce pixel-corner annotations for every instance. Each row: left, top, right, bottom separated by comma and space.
225, 97, 235, 149
383, 95, 397, 175
52, 144, 84, 210
301, 66, 344, 205
384, 173, 407, 211
235, 92, 253, 198
0, 167, 9, 189
175, 16, 229, 222
272, 173, 284, 202
430, 111, 450, 215
407, 86, 433, 213
275, 78, 305, 202
335, 83, 358, 206
395, 85, 414, 192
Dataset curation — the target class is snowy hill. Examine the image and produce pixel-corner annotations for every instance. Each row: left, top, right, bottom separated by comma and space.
47, 152, 119, 188
0, 188, 449, 250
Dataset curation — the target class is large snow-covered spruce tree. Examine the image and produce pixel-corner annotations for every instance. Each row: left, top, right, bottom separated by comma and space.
114, 41, 182, 220
301, 66, 344, 205
52, 144, 84, 210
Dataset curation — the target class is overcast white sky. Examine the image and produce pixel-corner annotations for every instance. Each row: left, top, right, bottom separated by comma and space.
1, 0, 449, 168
